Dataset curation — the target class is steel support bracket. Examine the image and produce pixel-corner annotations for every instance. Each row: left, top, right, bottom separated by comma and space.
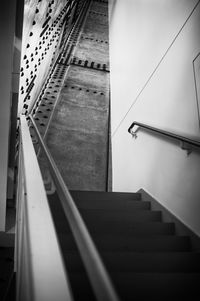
180, 141, 192, 155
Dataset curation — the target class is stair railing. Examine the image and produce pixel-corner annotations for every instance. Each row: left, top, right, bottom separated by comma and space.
128, 121, 200, 152
21, 114, 120, 301
15, 115, 73, 301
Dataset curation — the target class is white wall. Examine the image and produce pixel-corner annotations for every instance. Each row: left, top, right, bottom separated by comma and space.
109, 0, 200, 236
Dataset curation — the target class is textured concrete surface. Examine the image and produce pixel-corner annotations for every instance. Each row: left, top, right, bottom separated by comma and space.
46, 0, 110, 191
18, 0, 77, 114
74, 6, 109, 65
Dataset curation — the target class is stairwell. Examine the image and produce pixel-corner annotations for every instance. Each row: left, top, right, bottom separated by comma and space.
47, 190, 200, 301
31, 0, 200, 299
12, 0, 200, 300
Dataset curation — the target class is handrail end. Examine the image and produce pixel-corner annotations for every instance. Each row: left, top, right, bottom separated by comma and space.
128, 122, 136, 133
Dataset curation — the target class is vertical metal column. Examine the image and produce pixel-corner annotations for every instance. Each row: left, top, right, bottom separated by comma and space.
0, 0, 19, 230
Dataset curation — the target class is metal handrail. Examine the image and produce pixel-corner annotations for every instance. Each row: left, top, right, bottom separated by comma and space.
128, 121, 200, 148
29, 115, 119, 301
16, 115, 73, 301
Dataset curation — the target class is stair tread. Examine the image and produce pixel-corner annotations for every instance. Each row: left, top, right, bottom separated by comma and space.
70, 190, 142, 201
80, 209, 162, 222
55, 221, 175, 235
64, 251, 200, 272
60, 234, 190, 251
86, 221, 175, 235
50, 204, 151, 212
74, 200, 151, 210
70, 272, 200, 300
50, 208, 163, 222
112, 272, 200, 300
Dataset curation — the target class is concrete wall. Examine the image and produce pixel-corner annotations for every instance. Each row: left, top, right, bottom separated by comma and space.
46, 0, 110, 191
18, 0, 76, 114
109, 0, 200, 235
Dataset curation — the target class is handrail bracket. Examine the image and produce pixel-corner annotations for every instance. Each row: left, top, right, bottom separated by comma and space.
180, 141, 192, 155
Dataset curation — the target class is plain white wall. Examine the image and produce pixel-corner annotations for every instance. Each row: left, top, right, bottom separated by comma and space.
109, 0, 200, 236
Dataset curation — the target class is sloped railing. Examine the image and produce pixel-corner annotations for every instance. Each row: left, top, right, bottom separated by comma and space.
15, 115, 73, 301
128, 121, 200, 150
15, 114, 119, 301
29, 114, 119, 301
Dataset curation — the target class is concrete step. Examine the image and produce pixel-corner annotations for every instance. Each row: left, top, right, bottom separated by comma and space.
80, 209, 162, 222
103, 251, 200, 272
60, 234, 190, 252
55, 221, 175, 236
74, 199, 150, 210
70, 190, 142, 202
49, 206, 162, 222
47, 191, 197, 301
50, 198, 150, 211
63, 251, 200, 273
86, 221, 175, 235
112, 272, 200, 300
69, 272, 200, 301
49, 192, 145, 210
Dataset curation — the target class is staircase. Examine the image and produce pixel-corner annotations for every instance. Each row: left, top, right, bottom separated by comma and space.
47, 190, 200, 301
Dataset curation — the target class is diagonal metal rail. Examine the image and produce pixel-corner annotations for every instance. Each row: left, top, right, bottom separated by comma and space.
28, 114, 120, 301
